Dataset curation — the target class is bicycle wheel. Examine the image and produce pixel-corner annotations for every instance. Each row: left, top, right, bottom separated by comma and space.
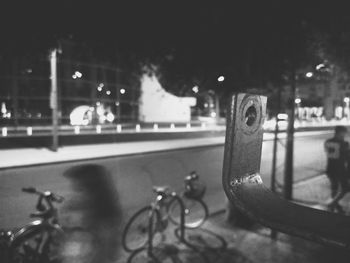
168, 198, 208, 228
10, 224, 64, 263
122, 206, 159, 252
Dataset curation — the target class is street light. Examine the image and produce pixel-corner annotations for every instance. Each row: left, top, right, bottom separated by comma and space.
316, 63, 325, 70
217, 75, 225, 82
75, 71, 82, 78
97, 83, 104, 91
295, 98, 301, 104
120, 88, 126, 94
305, 72, 313, 78
192, 85, 199, 93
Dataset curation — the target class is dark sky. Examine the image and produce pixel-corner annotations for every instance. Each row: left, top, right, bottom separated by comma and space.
1, 1, 347, 52
1, 1, 350, 90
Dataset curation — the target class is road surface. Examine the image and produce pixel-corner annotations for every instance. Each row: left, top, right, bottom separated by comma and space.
0, 131, 335, 229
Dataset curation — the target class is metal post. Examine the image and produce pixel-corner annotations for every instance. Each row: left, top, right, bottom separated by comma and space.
50, 49, 59, 152
11, 61, 19, 126
283, 69, 296, 200
215, 94, 220, 124
115, 69, 121, 121
270, 87, 281, 239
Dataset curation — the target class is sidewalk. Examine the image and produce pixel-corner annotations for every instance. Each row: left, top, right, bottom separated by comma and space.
0, 130, 333, 169
0, 137, 224, 169
116, 211, 350, 263
114, 174, 350, 263
293, 174, 350, 213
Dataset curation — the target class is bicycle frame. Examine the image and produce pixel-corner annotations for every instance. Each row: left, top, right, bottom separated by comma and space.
147, 192, 186, 256
9, 187, 64, 259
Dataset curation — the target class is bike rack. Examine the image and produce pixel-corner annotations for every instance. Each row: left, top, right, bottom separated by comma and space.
146, 192, 186, 259
222, 93, 350, 248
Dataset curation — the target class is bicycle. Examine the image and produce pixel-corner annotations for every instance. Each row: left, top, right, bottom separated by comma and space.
8, 187, 65, 263
168, 171, 208, 228
122, 186, 186, 254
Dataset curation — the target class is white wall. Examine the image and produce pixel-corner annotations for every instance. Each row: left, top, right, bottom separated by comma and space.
138, 74, 196, 122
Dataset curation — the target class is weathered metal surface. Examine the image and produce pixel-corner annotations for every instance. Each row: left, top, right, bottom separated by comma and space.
223, 93, 350, 248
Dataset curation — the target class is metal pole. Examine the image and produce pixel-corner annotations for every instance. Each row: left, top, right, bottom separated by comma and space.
283, 68, 296, 200
270, 87, 281, 239
115, 69, 121, 121
11, 61, 19, 126
50, 49, 59, 152
215, 94, 220, 124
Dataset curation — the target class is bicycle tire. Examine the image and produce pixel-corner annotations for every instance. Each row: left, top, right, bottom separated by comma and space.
10, 224, 64, 263
122, 206, 159, 252
168, 197, 208, 228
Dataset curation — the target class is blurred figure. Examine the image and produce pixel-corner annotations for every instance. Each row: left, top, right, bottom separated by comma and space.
62, 164, 122, 263
324, 126, 349, 211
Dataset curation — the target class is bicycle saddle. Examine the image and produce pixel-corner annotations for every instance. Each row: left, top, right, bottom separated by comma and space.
153, 186, 169, 194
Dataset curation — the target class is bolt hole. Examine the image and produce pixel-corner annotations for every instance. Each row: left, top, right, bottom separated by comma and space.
245, 106, 257, 126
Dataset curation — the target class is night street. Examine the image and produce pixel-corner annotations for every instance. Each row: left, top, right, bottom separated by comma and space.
3, 1, 350, 262
0, 130, 333, 230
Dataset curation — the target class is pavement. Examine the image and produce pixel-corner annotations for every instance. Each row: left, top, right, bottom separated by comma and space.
2, 130, 350, 262
1, 171, 349, 263
116, 174, 350, 263
0, 130, 333, 169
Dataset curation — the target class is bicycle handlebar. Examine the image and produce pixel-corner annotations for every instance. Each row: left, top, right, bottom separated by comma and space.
22, 187, 64, 203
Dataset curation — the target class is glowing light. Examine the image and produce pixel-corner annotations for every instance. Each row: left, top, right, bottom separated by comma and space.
96, 101, 101, 106
27, 127, 32, 136
96, 125, 101, 134
2, 127, 7, 137
211, 112, 217, 118
306, 72, 313, 78
316, 63, 325, 70
344, 97, 350, 103
1, 102, 7, 115
186, 123, 191, 129
106, 112, 115, 122
70, 105, 92, 126
115, 101, 120, 106
136, 124, 141, 132
217, 75, 225, 82
72, 74, 77, 79
75, 71, 82, 78
74, 126, 80, 134
106, 90, 111, 95
170, 123, 175, 129
153, 123, 158, 131
116, 124, 122, 133
120, 88, 126, 94
295, 98, 301, 104
192, 86, 199, 93
97, 83, 104, 92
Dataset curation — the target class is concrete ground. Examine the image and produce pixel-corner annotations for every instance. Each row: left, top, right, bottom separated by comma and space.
117, 174, 350, 263
117, 211, 350, 263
